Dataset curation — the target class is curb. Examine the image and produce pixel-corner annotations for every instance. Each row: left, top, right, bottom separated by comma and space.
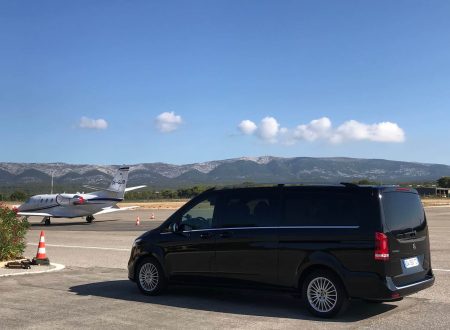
0, 263, 65, 278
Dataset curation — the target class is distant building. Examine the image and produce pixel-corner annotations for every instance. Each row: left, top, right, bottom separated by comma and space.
416, 187, 449, 197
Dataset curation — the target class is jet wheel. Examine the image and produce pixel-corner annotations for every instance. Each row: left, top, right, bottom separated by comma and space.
86, 215, 94, 223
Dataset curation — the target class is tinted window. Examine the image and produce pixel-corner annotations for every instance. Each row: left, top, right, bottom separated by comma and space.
283, 192, 362, 226
179, 196, 216, 231
217, 192, 278, 228
382, 192, 424, 231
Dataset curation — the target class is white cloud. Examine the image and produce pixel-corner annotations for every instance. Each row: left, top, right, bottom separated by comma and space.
79, 116, 108, 130
293, 117, 332, 142
332, 120, 405, 143
155, 111, 183, 133
238, 116, 405, 144
238, 120, 257, 135
257, 117, 280, 143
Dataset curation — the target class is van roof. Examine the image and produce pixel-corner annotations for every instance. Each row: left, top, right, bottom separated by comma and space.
208, 183, 418, 194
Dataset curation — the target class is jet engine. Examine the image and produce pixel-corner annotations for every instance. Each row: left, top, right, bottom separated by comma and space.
71, 195, 85, 205
56, 194, 85, 206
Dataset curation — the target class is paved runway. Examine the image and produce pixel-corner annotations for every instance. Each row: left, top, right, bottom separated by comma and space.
1, 207, 449, 329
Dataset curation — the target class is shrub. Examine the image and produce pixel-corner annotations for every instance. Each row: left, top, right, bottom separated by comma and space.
0, 204, 30, 261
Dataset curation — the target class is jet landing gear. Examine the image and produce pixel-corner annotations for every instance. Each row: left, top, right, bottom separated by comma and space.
41, 217, 51, 226
86, 215, 95, 223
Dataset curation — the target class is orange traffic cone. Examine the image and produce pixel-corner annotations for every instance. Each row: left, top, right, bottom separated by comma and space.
32, 231, 50, 265
136, 216, 140, 226
150, 212, 155, 220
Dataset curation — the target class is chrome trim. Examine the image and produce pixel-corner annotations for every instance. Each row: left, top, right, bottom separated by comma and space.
160, 225, 359, 234
386, 276, 434, 291
279, 226, 359, 229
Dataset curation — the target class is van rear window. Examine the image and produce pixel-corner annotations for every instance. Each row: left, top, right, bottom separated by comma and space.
381, 192, 424, 231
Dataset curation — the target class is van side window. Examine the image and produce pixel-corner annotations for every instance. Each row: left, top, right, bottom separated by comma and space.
179, 196, 217, 231
283, 192, 360, 226
217, 193, 278, 228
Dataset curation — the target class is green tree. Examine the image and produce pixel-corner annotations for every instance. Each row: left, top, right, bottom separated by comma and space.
437, 177, 450, 188
9, 191, 27, 201
353, 179, 379, 185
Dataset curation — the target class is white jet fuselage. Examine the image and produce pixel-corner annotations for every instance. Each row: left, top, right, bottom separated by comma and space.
18, 191, 121, 218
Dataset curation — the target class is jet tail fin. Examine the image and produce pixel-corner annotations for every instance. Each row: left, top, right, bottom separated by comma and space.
87, 167, 137, 199
108, 166, 130, 195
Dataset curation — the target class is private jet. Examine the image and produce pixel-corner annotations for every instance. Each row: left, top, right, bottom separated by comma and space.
17, 166, 145, 225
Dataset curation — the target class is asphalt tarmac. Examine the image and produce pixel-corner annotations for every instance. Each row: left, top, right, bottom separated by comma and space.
1, 207, 449, 329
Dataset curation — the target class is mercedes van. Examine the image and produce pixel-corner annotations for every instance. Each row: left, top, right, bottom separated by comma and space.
128, 184, 434, 317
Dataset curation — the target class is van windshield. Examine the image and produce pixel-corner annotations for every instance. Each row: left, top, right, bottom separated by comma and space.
382, 191, 424, 232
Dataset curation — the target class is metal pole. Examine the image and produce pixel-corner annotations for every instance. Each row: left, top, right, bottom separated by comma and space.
51, 171, 54, 194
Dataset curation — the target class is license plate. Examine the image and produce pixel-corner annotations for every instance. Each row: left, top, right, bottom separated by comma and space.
403, 257, 419, 268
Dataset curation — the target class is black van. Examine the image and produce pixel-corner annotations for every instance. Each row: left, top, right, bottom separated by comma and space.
128, 184, 434, 317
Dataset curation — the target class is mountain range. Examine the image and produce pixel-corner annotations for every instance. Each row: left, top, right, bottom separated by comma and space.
1, 156, 449, 192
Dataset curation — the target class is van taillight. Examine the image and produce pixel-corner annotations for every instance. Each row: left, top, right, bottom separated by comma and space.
375, 232, 389, 261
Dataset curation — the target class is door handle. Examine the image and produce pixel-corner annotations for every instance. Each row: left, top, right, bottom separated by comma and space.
219, 232, 232, 239
200, 233, 212, 239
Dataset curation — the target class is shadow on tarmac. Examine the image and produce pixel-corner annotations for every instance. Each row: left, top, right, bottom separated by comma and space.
28, 219, 163, 231
30, 219, 119, 228
70, 280, 397, 322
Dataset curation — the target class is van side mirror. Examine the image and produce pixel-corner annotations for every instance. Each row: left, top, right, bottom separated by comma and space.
169, 223, 180, 233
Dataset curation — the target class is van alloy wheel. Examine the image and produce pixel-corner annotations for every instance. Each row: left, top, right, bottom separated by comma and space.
302, 270, 348, 318
307, 277, 338, 313
139, 263, 159, 292
136, 258, 166, 295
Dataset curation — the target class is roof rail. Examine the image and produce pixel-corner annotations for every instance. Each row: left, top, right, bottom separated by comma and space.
215, 182, 354, 189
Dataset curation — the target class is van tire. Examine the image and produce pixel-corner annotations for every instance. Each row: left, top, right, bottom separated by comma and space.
136, 257, 166, 296
302, 269, 348, 318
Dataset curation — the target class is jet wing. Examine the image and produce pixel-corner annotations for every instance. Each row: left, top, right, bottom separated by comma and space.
84, 185, 147, 193
125, 185, 147, 192
17, 212, 53, 217
94, 205, 140, 215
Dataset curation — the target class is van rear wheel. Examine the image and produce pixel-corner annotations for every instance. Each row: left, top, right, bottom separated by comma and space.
302, 269, 348, 318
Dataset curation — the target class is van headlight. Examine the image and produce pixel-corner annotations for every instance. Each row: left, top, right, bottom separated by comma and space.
132, 238, 142, 248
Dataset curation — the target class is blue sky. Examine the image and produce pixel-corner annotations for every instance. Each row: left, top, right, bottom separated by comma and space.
1, 0, 449, 165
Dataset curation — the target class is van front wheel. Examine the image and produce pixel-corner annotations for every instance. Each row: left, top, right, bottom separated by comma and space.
302, 269, 348, 318
136, 257, 166, 296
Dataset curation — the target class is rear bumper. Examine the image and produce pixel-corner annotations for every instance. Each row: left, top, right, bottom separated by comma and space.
345, 271, 435, 301
385, 275, 435, 297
